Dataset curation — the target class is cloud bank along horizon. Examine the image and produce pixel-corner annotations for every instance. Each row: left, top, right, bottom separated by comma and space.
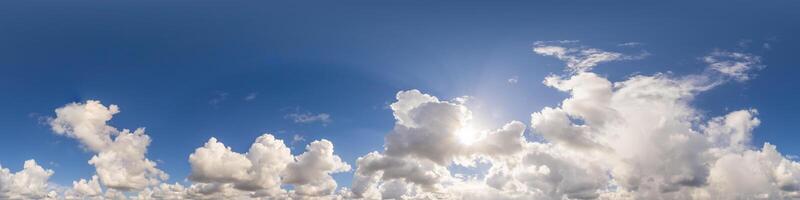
2, 41, 798, 199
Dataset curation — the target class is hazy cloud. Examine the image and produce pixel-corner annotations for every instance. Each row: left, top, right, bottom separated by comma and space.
244, 92, 258, 101
507, 76, 519, 84
703, 50, 763, 81
285, 112, 332, 126
617, 42, 643, 47
533, 41, 647, 72
208, 91, 228, 106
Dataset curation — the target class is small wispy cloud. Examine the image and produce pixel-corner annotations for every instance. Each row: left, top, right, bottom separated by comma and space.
292, 134, 306, 145
617, 42, 643, 47
738, 40, 752, 48
244, 92, 258, 101
703, 50, 763, 82
208, 91, 228, 106
533, 40, 648, 72
507, 76, 519, 84
285, 111, 332, 126
28, 112, 51, 126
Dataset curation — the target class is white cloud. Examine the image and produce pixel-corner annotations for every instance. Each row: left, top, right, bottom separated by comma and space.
537, 70, 714, 197
531, 107, 604, 150
134, 182, 187, 200
350, 89, 606, 199
188, 135, 291, 197
239, 134, 294, 194
50, 101, 118, 152
617, 42, 643, 47
703, 109, 760, 150
65, 175, 102, 199
384, 89, 472, 165
188, 137, 253, 184
524, 44, 795, 199
533, 43, 620, 72
183, 183, 253, 200
286, 112, 333, 126
533, 41, 647, 72
468, 121, 527, 157
703, 50, 763, 81
292, 134, 306, 145
352, 151, 448, 198
484, 142, 609, 199
49, 100, 167, 191
351, 90, 530, 199
507, 76, 519, 84
283, 140, 351, 197
184, 133, 349, 199
0, 160, 57, 199
703, 143, 800, 199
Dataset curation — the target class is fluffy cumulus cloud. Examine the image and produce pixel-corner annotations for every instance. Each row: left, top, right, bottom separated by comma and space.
50, 100, 168, 191
283, 140, 352, 197
0, 160, 57, 199
64, 175, 103, 199
181, 133, 350, 199
5, 41, 800, 200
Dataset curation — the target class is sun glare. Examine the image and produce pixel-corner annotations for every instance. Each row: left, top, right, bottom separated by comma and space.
456, 126, 479, 145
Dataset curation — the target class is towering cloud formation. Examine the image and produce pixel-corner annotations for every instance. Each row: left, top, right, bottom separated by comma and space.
50, 100, 167, 191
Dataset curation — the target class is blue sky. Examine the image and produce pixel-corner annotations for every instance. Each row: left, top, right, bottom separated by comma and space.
1, 0, 800, 199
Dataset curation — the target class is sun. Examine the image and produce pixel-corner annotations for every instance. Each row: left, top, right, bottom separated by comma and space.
456, 126, 480, 145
